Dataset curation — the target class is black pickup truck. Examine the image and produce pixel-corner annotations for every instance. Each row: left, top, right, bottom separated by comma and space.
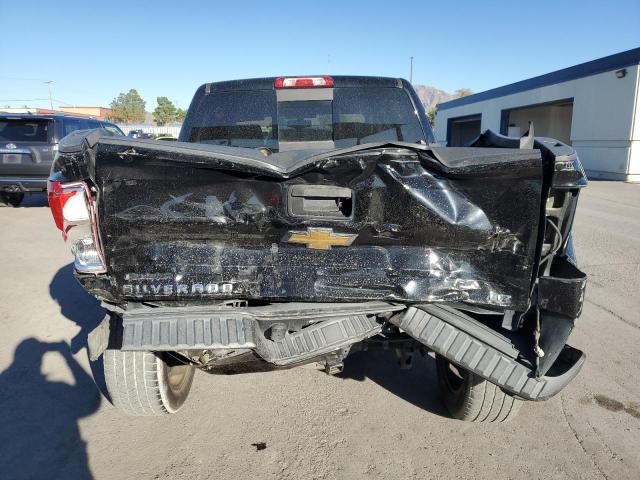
48, 76, 587, 421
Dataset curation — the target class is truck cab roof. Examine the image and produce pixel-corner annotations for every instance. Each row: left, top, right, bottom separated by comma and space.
199, 75, 409, 92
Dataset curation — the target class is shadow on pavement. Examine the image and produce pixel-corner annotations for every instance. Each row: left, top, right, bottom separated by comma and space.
49, 263, 110, 400
0, 339, 101, 479
340, 348, 449, 418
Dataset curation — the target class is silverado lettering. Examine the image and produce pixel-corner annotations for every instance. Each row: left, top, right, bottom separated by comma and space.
122, 283, 236, 296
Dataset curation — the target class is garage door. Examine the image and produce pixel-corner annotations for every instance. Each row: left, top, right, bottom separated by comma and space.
501, 99, 573, 144
447, 114, 481, 146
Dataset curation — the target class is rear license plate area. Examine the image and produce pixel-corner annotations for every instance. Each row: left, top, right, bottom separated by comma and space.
2, 154, 27, 164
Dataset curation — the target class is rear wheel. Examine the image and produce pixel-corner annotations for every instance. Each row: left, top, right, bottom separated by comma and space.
435, 354, 522, 422
0, 192, 24, 207
103, 350, 195, 416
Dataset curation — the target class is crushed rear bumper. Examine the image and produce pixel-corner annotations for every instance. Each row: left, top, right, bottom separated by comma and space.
109, 300, 584, 399
390, 305, 585, 401
119, 302, 402, 366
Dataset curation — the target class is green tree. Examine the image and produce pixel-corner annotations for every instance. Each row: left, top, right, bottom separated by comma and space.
454, 88, 473, 98
175, 108, 187, 122
153, 97, 178, 126
109, 89, 146, 124
427, 107, 437, 128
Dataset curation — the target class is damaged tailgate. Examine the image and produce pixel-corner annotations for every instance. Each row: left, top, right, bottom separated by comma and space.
66, 136, 545, 311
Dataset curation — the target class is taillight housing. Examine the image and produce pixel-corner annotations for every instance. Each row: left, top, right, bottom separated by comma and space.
47, 180, 107, 274
274, 76, 334, 89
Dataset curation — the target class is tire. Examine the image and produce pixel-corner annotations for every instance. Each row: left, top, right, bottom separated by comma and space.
435, 354, 522, 423
0, 192, 24, 207
103, 350, 195, 416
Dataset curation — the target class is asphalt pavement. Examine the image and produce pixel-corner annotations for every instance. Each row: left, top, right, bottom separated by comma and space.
0, 181, 638, 480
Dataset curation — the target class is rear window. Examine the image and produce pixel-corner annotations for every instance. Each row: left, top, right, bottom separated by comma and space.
61, 118, 92, 137
186, 86, 426, 151
333, 88, 425, 147
0, 119, 51, 143
187, 90, 277, 150
278, 100, 332, 141
101, 122, 125, 135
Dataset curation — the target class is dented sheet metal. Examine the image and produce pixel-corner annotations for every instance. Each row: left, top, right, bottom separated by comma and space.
59, 138, 544, 310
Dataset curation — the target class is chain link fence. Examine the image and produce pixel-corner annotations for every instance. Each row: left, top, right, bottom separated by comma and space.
117, 124, 182, 137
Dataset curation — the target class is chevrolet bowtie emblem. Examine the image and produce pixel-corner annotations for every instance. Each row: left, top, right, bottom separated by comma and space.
284, 228, 357, 250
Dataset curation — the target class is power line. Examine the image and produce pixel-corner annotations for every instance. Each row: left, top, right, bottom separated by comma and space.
0, 76, 52, 82
0, 97, 74, 108
0, 98, 52, 102
52, 98, 74, 106
44, 81, 53, 110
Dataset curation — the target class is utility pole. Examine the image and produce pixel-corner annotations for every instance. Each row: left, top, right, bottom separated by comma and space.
44, 81, 53, 110
410, 56, 414, 84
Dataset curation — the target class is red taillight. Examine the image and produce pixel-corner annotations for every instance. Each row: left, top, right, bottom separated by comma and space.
274, 76, 334, 89
47, 179, 107, 273
47, 180, 78, 232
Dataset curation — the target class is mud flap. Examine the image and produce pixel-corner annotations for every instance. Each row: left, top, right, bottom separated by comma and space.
87, 314, 112, 361
390, 305, 584, 401
536, 257, 587, 375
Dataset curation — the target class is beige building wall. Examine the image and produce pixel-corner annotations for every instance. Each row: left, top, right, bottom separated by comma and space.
629, 67, 640, 180
58, 106, 112, 120
435, 64, 640, 182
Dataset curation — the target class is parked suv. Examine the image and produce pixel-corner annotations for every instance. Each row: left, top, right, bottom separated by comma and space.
0, 113, 123, 206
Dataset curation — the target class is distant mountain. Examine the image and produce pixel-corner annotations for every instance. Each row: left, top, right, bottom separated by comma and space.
412, 85, 456, 112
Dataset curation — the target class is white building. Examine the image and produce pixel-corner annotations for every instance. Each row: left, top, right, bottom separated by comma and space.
434, 48, 640, 182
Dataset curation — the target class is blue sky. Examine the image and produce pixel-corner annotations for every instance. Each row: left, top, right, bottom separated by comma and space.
1, 0, 638, 111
